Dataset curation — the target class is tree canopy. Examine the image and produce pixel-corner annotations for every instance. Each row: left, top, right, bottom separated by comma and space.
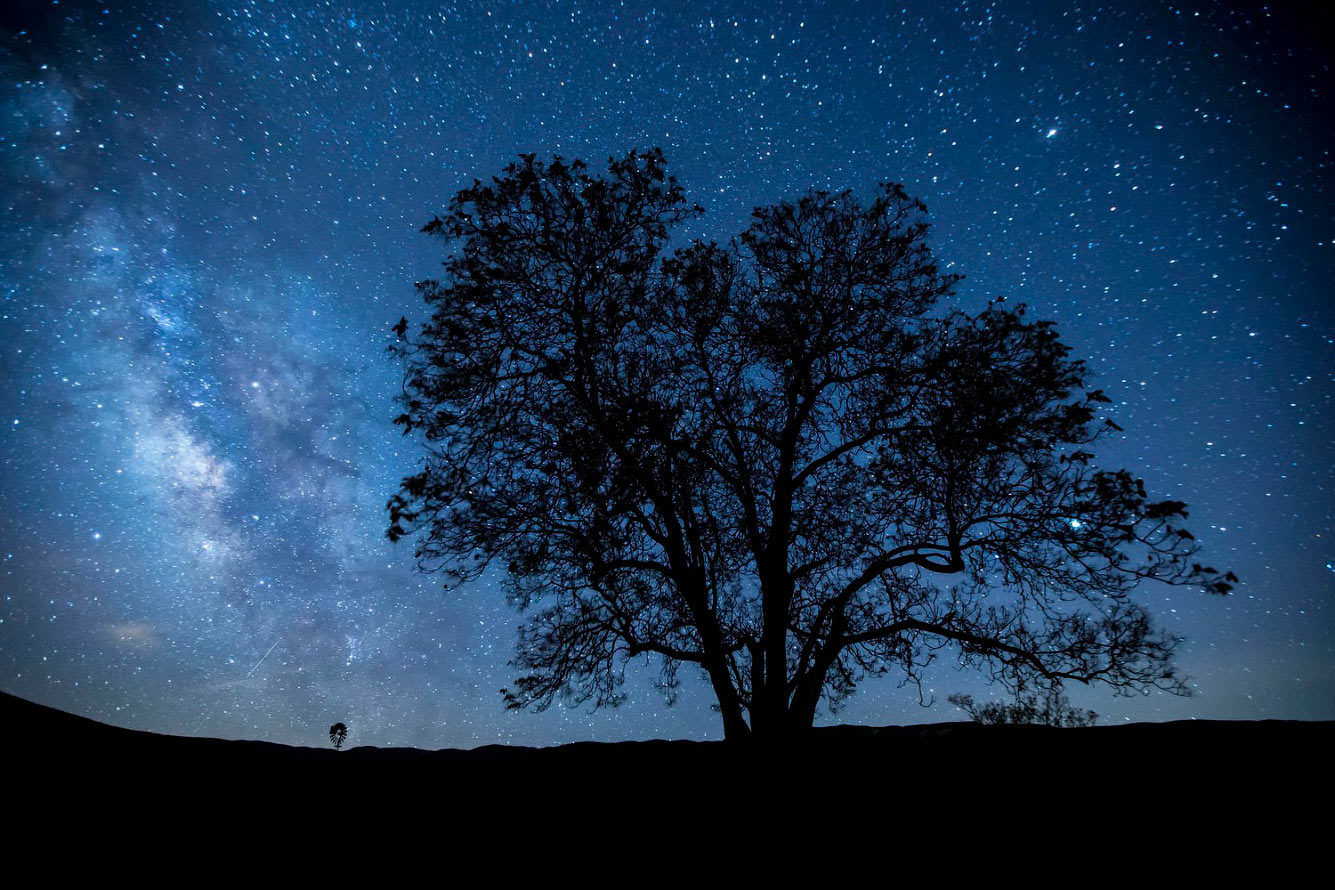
388, 149, 1233, 741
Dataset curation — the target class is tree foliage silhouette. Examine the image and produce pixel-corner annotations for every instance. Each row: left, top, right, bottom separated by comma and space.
388, 149, 1234, 742
329, 722, 347, 751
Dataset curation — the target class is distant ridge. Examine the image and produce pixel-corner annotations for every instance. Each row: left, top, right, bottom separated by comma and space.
5, 688, 1332, 825
6, 688, 1331, 763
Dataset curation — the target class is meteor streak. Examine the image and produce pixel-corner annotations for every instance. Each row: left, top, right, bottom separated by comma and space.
246, 639, 280, 679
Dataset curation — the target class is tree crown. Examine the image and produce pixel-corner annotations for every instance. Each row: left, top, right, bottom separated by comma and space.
389, 149, 1232, 739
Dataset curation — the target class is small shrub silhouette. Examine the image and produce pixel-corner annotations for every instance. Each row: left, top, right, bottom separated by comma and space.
329, 722, 348, 750
949, 689, 1098, 728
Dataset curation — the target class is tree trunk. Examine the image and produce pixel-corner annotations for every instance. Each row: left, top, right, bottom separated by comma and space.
756, 554, 794, 741
720, 705, 751, 742
704, 657, 750, 742
787, 669, 824, 733
784, 606, 847, 736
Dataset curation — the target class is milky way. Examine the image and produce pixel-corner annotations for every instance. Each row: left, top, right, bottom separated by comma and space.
2, 0, 1330, 749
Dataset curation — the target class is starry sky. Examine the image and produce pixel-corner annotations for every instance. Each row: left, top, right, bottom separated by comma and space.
1, 0, 1330, 750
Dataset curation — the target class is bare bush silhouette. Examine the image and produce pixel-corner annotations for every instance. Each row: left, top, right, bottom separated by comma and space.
949, 688, 1099, 727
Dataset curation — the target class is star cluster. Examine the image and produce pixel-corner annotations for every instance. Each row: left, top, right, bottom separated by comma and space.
1, 0, 1330, 748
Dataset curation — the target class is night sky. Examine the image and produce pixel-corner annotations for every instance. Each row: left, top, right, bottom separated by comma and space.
2, 0, 1330, 750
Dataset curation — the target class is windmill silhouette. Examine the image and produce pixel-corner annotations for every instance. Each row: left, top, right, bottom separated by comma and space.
329, 722, 348, 751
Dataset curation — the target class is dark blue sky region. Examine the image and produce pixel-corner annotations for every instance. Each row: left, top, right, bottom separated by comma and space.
1, 0, 1330, 749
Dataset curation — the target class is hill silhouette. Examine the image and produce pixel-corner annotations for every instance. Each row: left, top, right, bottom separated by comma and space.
6, 689, 1330, 816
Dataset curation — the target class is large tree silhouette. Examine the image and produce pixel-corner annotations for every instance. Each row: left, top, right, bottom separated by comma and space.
388, 149, 1233, 742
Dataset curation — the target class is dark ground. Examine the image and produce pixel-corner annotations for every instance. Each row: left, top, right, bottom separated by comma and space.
4, 689, 1330, 859
7, 690, 1330, 796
